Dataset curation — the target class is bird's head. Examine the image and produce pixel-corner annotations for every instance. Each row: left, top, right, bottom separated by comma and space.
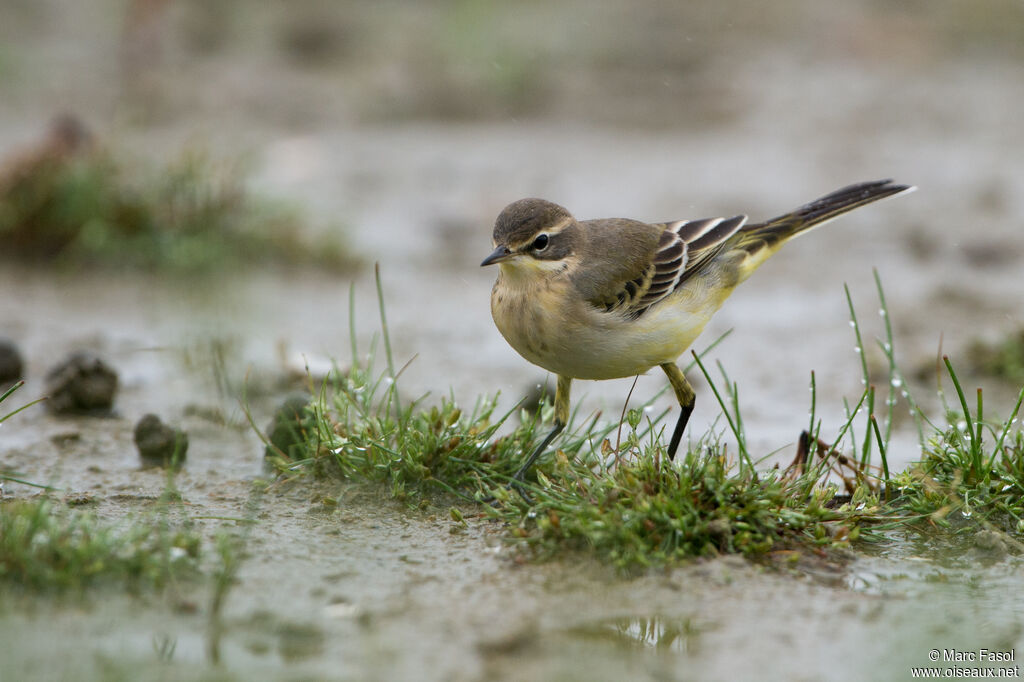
481, 198, 578, 275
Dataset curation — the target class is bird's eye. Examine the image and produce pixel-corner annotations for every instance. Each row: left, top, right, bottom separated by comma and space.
532, 234, 549, 251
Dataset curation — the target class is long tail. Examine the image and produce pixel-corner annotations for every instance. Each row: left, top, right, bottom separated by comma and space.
735, 178, 914, 274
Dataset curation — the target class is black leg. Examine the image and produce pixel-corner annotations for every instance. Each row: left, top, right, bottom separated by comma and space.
512, 420, 564, 481
512, 375, 571, 481
666, 402, 694, 460
660, 363, 696, 460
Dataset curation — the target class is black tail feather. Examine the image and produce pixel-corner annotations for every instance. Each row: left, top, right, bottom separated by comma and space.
741, 179, 913, 249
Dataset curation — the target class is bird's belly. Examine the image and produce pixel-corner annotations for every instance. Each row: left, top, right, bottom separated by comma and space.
492, 284, 714, 380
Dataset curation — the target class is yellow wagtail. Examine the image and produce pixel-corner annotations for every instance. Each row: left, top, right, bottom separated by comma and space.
481, 179, 914, 480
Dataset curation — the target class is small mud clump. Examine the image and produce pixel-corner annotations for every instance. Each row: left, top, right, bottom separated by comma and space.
0, 338, 24, 386
134, 413, 189, 468
969, 529, 1010, 564
45, 352, 118, 414
265, 394, 313, 462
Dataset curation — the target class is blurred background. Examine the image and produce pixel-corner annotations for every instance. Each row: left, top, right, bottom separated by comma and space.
2, 0, 1023, 460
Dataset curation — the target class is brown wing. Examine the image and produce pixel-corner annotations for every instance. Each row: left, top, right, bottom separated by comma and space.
605, 215, 747, 318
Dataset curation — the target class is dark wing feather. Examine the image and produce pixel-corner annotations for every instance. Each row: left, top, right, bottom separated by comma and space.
633, 230, 687, 309
607, 215, 747, 318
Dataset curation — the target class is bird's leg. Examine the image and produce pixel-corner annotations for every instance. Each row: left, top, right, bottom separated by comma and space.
660, 362, 695, 460
512, 375, 571, 481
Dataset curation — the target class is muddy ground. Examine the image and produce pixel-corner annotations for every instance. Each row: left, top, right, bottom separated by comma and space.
2, 2, 1024, 680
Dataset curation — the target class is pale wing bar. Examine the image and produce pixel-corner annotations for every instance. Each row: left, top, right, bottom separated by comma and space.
675, 214, 747, 286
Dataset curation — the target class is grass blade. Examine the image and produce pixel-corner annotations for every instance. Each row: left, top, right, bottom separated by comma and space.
993, 385, 1024, 457
942, 355, 981, 477
691, 351, 751, 471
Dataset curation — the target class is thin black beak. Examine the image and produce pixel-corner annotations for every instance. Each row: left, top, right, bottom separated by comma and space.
480, 245, 512, 266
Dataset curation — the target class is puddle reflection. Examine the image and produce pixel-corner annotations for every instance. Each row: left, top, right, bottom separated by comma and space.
575, 616, 714, 654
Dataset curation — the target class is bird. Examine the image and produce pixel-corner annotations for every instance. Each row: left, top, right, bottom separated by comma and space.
481, 179, 914, 481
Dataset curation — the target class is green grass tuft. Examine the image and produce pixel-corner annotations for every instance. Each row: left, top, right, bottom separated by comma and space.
265, 362, 890, 566
0, 127, 357, 272
0, 497, 201, 593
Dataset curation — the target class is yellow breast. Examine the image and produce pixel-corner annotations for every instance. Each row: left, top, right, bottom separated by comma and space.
490, 264, 724, 381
